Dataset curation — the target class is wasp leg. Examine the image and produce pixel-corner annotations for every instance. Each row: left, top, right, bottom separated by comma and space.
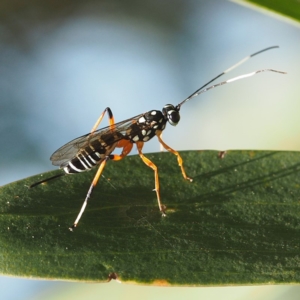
112, 139, 134, 159
69, 140, 133, 230
69, 156, 109, 231
136, 141, 166, 216
70, 108, 118, 230
90, 107, 115, 134
156, 132, 193, 182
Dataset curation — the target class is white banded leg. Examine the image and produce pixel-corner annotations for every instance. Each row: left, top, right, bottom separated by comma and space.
69, 156, 109, 231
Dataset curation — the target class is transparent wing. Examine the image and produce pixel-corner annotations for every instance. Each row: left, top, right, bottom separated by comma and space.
50, 113, 144, 166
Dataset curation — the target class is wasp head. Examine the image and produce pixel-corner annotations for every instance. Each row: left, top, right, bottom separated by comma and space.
162, 104, 180, 126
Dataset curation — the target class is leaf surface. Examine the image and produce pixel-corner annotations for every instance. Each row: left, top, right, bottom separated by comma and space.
247, 0, 300, 22
1, 150, 300, 285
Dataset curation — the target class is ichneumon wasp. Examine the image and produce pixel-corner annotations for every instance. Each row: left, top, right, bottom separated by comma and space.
30, 46, 286, 230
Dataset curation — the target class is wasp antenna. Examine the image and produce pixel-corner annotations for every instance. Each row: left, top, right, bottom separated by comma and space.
177, 46, 280, 109
224, 46, 279, 74
177, 69, 286, 106
29, 173, 65, 188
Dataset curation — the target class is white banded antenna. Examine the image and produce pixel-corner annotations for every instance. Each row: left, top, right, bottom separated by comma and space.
177, 46, 285, 109
179, 69, 286, 105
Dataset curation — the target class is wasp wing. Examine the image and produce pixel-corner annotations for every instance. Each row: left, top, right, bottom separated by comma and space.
50, 132, 99, 167
50, 113, 144, 167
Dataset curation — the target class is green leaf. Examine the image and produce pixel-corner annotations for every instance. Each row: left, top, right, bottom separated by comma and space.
246, 0, 300, 22
1, 150, 300, 285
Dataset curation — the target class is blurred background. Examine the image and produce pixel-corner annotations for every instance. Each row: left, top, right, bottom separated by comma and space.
0, 0, 299, 299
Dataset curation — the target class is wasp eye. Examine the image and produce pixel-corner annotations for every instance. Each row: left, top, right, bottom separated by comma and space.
168, 110, 180, 126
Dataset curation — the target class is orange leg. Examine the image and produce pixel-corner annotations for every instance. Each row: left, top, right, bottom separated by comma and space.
136, 141, 166, 216
156, 131, 193, 182
111, 139, 133, 160
70, 140, 134, 230
90, 107, 115, 133
70, 107, 118, 230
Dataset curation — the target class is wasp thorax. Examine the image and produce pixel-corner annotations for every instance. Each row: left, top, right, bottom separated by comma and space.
162, 104, 180, 126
